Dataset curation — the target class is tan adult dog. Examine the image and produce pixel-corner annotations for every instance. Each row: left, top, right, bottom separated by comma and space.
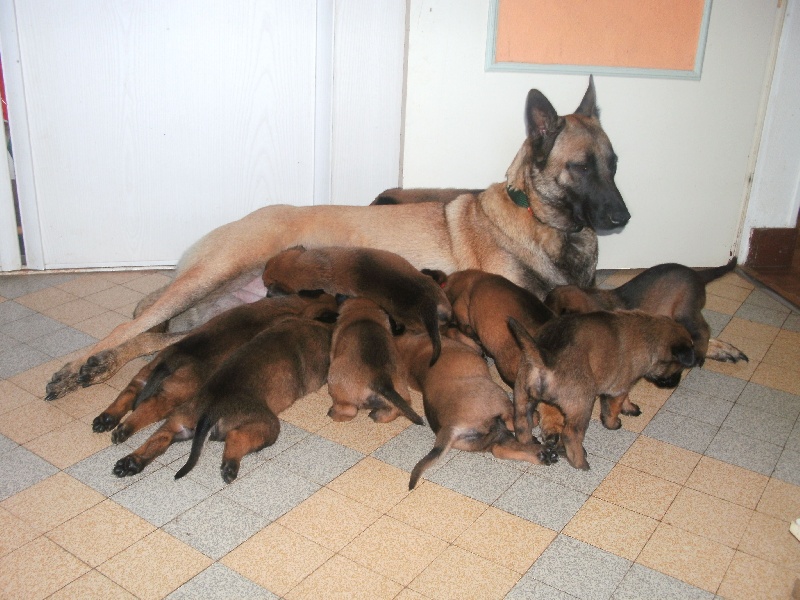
262, 245, 451, 365
509, 311, 695, 470
45, 77, 629, 400
92, 292, 338, 444
113, 310, 337, 483
397, 328, 559, 490
544, 258, 748, 365
327, 297, 423, 425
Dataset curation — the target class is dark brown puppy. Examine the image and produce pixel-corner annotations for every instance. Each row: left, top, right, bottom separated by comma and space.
262, 245, 452, 365
544, 259, 748, 365
47, 77, 630, 401
396, 328, 558, 490
113, 311, 336, 483
327, 297, 423, 425
92, 292, 337, 444
509, 310, 696, 470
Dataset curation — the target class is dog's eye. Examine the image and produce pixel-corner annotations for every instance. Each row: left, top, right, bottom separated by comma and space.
567, 162, 589, 174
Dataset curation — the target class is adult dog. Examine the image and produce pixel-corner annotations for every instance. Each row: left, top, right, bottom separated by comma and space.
46, 76, 629, 400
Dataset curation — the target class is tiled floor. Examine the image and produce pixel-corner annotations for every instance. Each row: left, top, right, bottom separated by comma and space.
0, 267, 799, 599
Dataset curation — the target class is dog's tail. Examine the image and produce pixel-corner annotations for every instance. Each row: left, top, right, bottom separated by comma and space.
697, 257, 737, 285
174, 413, 214, 480
409, 426, 456, 490
132, 361, 174, 410
422, 301, 442, 366
374, 380, 424, 425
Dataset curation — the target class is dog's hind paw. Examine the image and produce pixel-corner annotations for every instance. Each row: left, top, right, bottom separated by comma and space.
706, 339, 749, 364
621, 402, 642, 417
92, 412, 120, 433
220, 460, 240, 484
539, 446, 560, 465
113, 455, 144, 477
45, 363, 82, 400
77, 351, 119, 386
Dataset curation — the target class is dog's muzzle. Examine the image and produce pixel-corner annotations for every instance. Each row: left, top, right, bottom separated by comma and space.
645, 371, 683, 389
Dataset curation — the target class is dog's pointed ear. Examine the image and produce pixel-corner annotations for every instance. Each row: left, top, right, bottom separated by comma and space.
421, 268, 447, 286
508, 317, 536, 353
525, 89, 564, 165
575, 75, 600, 120
672, 343, 696, 368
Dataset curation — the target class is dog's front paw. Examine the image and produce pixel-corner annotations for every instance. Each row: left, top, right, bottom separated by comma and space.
113, 455, 145, 477
621, 402, 641, 417
45, 363, 82, 400
539, 446, 560, 465
220, 459, 240, 484
78, 351, 119, 387
111, 423, 133, 444
542, 431, 561, 448
92, 412, 120, 433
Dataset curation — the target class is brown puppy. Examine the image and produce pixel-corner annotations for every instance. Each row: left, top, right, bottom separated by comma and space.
327, 297, 423, 425
262, 245, 452, 365
396, 328, 559, 490
509, 311, 696, 470
47, 77, 630, 400
545, 259, 748, 365
113, 311, 336, 483
93, 292, 337, 444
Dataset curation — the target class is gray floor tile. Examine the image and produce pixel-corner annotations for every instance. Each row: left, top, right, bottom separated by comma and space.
166, 563, 278, 600
772, 447, 800, 486
428, 450, 523, 504
494, 474, 587, 531
786, 420, 800, 453
525, 535, 631, 600
162, 493, 269, 559
0, 273, 77, 299
736, 382, 800, 421
0, 331, 23, 353
220, 460, 319, 521
742, 289, 792, 313
66, 443, 164, 496
782, 313, 800, 332
734, 303, 788, 328
27, 327, 96, 358
642, 410, 718, 454
527, 452, 614, 495
582, 420, 637, 462
111, 467, 213, 527
1, 313, 66, 342
611, 564, 714, 600
506, 575, 579, 599
0, 434, 18, 455
0, 344, 52, 379
680, 369, 747, 402
372, 423, 459, 475
704, 426, 783, 476
0, 445, 59, 500
0, 301, 35, 326
663, 387, 734, 427
701, 310, 731, 338
272, 434, 362, 485
721, 403, 794, 446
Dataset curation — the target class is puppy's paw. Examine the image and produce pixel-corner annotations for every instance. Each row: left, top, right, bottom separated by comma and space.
706, 339, 749, 364
601, 416, 622, 430
542, 432, 561, 448
539, 446, 560, 465
621, 402, 641, 417
45, 363, 82, 400
111, 424, 133, 444
92, 412, 120, 433
113, 455, 144, 477
220, 460, 240, 484
77, 351, 119, 386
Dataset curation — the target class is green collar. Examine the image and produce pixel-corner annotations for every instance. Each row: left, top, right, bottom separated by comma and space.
506, 185, 530, 209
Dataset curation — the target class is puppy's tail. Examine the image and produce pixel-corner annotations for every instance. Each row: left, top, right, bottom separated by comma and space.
409, 427, 455, 490
174, 413, 214, 480
697, 257, 737, 285
374, 381, 424, 425
132, 361, 173, 410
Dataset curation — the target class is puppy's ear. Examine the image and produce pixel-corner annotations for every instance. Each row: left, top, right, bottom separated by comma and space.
672, 344, 696, 368
421, 268, 447, 286
508, 317, 536, 353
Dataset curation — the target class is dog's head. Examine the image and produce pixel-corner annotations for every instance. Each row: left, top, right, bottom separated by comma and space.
507, 76, 631, 233
262, 246, 309, 296
643, 319, 696, 388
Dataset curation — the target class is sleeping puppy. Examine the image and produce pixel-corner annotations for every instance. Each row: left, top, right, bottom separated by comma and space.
327, 296, 423, 425
92, 291, 338, 444
544, 259, 747, 365
396, 327, 559, 490
113, 310, 337, 483
262, 245, 452, 365
509, 310, 696, 470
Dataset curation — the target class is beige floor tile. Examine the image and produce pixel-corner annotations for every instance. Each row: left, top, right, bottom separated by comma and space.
56, 383, 119, 421
56, 275, 116, 297
0, 379, 38, 415
98, 270, 158, 285
316, 410, 410, 454
277, 487, 381, 551
627, 380, 675, 409
756, 478, 800, 522
454, 507, 556, 574
663, 488, 754, 549
15, 286, 78, 312
0, 536, 90, 600
408, 545, 519, 600
72, 311, 131, 339
9, 351, 83, 396
719, 318, 780, 345
563, 497, 658, 561
25, 419, 111, 468
41, 297, 109, 326
221, 523, 333, 596
280, 389, 335, 432
706, 281, 752, 302
113, 301, 139, 319
718, 272, 754, 290
393, 589, 430, 600
0, 506, 39, 557
716, 551, 798, 600
775, 328, 800, 347
704, 293, 743, 315
285, 554, 403, 600
637, 523, 735, 593
593, 464, 681, 520
750, 361, 800, 396
761, 341, 800, 370
121, 273, 172, 295
0, 399, 75, 444
327, 457, 412, 513
47, 569, 137, 600
619, 400, 657, 433
685, 456, 769, 510
47, 499, 155, 567
738, 511, 800, 573
388, 481, 487, 543
1, 472, 104, 534
83, 286, 145, 311
340, 515, 448, 586
97, 529, 211, 600
715, 331, 771, 362
618, 435, 701, 485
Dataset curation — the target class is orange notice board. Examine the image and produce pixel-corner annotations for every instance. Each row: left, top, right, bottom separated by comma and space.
487, 0, 712, 79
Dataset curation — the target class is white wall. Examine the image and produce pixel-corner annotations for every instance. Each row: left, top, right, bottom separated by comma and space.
402, 0, 784, 269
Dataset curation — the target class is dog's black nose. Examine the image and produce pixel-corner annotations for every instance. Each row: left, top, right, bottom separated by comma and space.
609, 208, 631, 227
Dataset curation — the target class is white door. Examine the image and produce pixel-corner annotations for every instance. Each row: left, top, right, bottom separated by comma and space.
0, 0, 405, 270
